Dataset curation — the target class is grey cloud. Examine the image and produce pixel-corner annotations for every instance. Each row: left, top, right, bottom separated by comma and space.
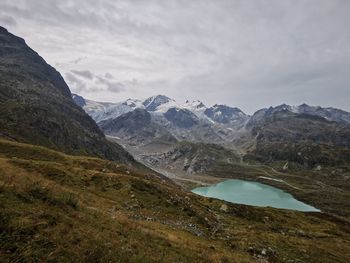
2, 0, 350, 113
71, 70, 94, 80
105, 73, 113, 79
66, 69, 136, 94
106, 83, 125, 93
70, 57, 86, 65
65, 72, 86, 93
0, 14, 17, 26
95, 75, 137, 93
87, 86, 105, 93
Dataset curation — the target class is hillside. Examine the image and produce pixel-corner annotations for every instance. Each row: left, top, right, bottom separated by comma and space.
1, 138, 350, 262
73, 93, 350, 161
73, 94, 249, 147
99, 109, 177, 147
142, 141, 240, 175
246, 111, 350, 167
0, 26, 133, 164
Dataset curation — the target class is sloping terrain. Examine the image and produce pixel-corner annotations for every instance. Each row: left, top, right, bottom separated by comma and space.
247, 111, 350, 167
142, 141, 240, 175
242, 110, 350, 217
0, 26, 133, 164
73, 93, 350, 149
246, 104, 350, 128
1, 138, 350, 262
99, 109, 177, 147
204, 104, 248, 128
73, 94, 250, 147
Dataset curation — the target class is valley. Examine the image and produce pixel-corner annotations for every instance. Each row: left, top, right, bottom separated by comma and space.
98, 104, 350, 219
135, 150, 350, 219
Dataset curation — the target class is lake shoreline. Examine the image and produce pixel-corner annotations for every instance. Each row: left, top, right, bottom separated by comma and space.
191, 178, 320, 212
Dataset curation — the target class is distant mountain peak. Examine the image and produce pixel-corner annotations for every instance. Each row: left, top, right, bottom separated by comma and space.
183, 100, 206, 109
122, 98, 143, 108
72, 93, 86, 107
0, 26, 8, 33
212, 104, 242, 112
247, 103, 350, 128
204, 104, 248, 125
143, 95, 175, 112
164, 107, 199, 128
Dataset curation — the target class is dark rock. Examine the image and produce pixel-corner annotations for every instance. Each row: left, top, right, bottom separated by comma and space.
164, 108, 199, 128
204, 104, 248, 126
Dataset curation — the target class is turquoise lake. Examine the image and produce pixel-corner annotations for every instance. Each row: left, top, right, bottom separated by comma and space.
192, 179, 320, 212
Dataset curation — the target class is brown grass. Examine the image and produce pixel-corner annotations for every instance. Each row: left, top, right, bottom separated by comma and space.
1, 138, 350, 262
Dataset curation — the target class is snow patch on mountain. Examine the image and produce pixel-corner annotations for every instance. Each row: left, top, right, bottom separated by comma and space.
72, 96, 144, 123
247, 103, 350, 128
73, 94, 350, 130
143, 95, 175, 112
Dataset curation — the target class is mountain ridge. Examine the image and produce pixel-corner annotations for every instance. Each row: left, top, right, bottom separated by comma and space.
0, 26, 134, 164
73, 93, 350, 153
73, 93, 350, 127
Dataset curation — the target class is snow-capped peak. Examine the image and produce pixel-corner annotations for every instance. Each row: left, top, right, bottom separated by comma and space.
182, 100, 206, 110
180, 100, 208, 119
123, 98, 144, 108
143, 95, 175, 112
204, 104, 248, 124
247, 103, 350, 127
72, 94, 145, 123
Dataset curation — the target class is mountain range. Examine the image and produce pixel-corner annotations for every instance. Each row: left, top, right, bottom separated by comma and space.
73, 93, 350, 152
74, 92, 350, 217
73, 93, 350, 127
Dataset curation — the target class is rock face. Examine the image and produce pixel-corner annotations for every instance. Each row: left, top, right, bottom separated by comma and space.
255, 111, 350, 147
99, 109, 177, 146
246, 104, 350, 128
246, 111, 350, 167
74, 91, 350, 170
102, 108, 153, 129
71, 93, 86, 107
142, 142, 240, 175
74, 94, 250, 148
74, 92, 350, 153
0, 26, 134, 164
143, 95, 174, 112
204, 104, 248, 126
297, 103, 350, 124
164, 108, 199, 128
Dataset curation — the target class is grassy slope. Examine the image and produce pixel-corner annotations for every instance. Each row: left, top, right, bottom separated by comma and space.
1, 139, 350, 262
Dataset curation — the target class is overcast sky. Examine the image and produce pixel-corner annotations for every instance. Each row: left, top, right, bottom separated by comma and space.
1, 0, 349, 114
